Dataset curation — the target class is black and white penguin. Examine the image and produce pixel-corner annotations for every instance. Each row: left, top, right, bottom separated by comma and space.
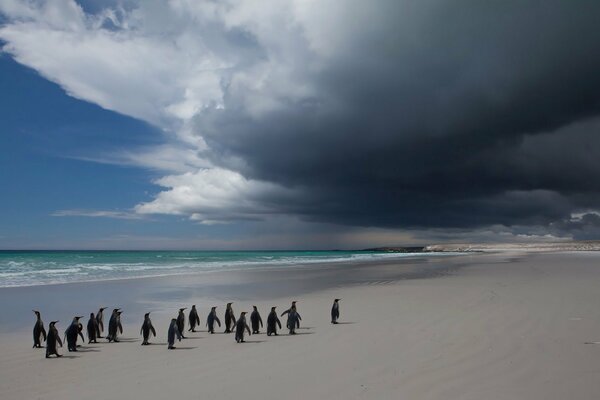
87, 312, 99, 343
250, 306, 263, 334
32, 310, 46, 348
95, 307, 107, 338
224, 303, 236, 333
140, 312, 156, 345
45, 321, 62, 358
331, 299, 340, 324
167, 318, 182, 349
188, 305, 200, 332
281, 301, 301, 329
64, 316, 84, 351
107, 308, 123, 342
235, 312, 251, 343
286, 309, 300, 335
177, 308, 187, 338
206, 306, 221, 334
266, 306, 282, 336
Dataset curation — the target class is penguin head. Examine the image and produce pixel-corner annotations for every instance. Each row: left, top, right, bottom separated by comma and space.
32, 310, 40, 316
227, 302, 233, 307
252, 305, 257, 310
192, 305, 196, 309
50, 321, 58, 326
271, 306, 276, 311
240, 312, 247, 316
334, 298, 340, 302
144, 312, 150, 318
90, 313, 95, 318
99, 307, 106, 312
179, 307, 186, 312
113, 308, 120, 313
74, 316, 82, 321
292, 301, 297, 305
117, 311, 123, 316
211, 306, 217, 310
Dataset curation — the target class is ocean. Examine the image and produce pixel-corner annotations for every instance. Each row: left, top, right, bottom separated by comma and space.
0, 250, 449, 288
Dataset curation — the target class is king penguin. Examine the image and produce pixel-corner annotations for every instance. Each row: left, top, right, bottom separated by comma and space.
140, 312, 157, 345
267, 306, 282, 336
107, 308, 123, 342
188, 305, 200, 332
281, 301, 301, 329
87, 312, 99, 343
45, 321, 62, 358
206, 306, 221, 334
32, 310, 46, 348
95, 307, 107, 338
167, 318, 182, 349
250, 306, 263, 334
235, 312, 251, 343
224, 302, 236, 333
331, 299, 340, 324
64, 316, 84, 351
177, 308, 187, 338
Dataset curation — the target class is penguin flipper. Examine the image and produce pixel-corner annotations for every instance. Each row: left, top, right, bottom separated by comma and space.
41, 326, 47, 341
259, 316, 263, 327
57, 336, 63, 347
216, 317, 221, 327
151, 325, 156, 337
118, 322, 123, 334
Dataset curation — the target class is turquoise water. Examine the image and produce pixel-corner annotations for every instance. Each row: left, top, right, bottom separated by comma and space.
0, 250, 446, 288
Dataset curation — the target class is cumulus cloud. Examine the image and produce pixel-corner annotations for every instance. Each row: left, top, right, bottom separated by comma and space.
3, 0, 600, 238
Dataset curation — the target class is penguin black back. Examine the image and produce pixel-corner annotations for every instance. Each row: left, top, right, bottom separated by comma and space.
32, 310, 46, 348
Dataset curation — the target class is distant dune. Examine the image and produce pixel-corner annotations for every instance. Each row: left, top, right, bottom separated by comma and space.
423, 241, 600, 252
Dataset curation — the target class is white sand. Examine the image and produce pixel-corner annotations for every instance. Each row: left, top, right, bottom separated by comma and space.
1, 251, 600, 399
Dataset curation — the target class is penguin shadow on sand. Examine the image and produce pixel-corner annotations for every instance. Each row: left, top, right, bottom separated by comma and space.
146, 342, 168, 346
111, 337, 139, 343
169, 346, 197, 350
333, 322, 356, 325
73, 347, 101, 353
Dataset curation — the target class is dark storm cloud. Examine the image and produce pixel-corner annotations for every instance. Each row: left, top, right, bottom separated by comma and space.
193, 0, 600, 233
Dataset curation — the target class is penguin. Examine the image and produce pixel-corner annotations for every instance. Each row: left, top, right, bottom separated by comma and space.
32, 310, 46, 348
281, 301, 301, 329
167, 318, 182, 349
286, 309, 300, 335
140, 312, 156, 345
64, 316, 84, 352
87, 312, 99, 343
250, 305, 263, 334
177, 308, 187, 338
235, 312, 251, 343
206, 306, 221, 334
107, 308, 123, 342
45, 321, 62, 358
95, 307, 107, 338
224, 302, 236, 333
188, 305, 200, 332
266, 306, 282, 336
331, 299, 340, 324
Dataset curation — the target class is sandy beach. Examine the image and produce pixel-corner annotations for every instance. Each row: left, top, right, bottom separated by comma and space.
1, 251, 600, 399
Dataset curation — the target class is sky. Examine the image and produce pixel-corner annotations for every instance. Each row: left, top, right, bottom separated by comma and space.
1, 0, 600, 250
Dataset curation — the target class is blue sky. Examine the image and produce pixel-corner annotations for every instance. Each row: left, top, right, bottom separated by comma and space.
2, 1, 599, 249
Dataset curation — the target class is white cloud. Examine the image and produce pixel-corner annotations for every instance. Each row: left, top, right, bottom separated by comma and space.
52, 209, 144, 220
135, 168, 297, 224
0, 0, 324, 222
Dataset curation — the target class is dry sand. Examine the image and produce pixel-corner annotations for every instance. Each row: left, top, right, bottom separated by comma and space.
1, 251, 600, 399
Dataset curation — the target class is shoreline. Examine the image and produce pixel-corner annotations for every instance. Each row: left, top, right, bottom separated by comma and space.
2, 251, 600, 399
